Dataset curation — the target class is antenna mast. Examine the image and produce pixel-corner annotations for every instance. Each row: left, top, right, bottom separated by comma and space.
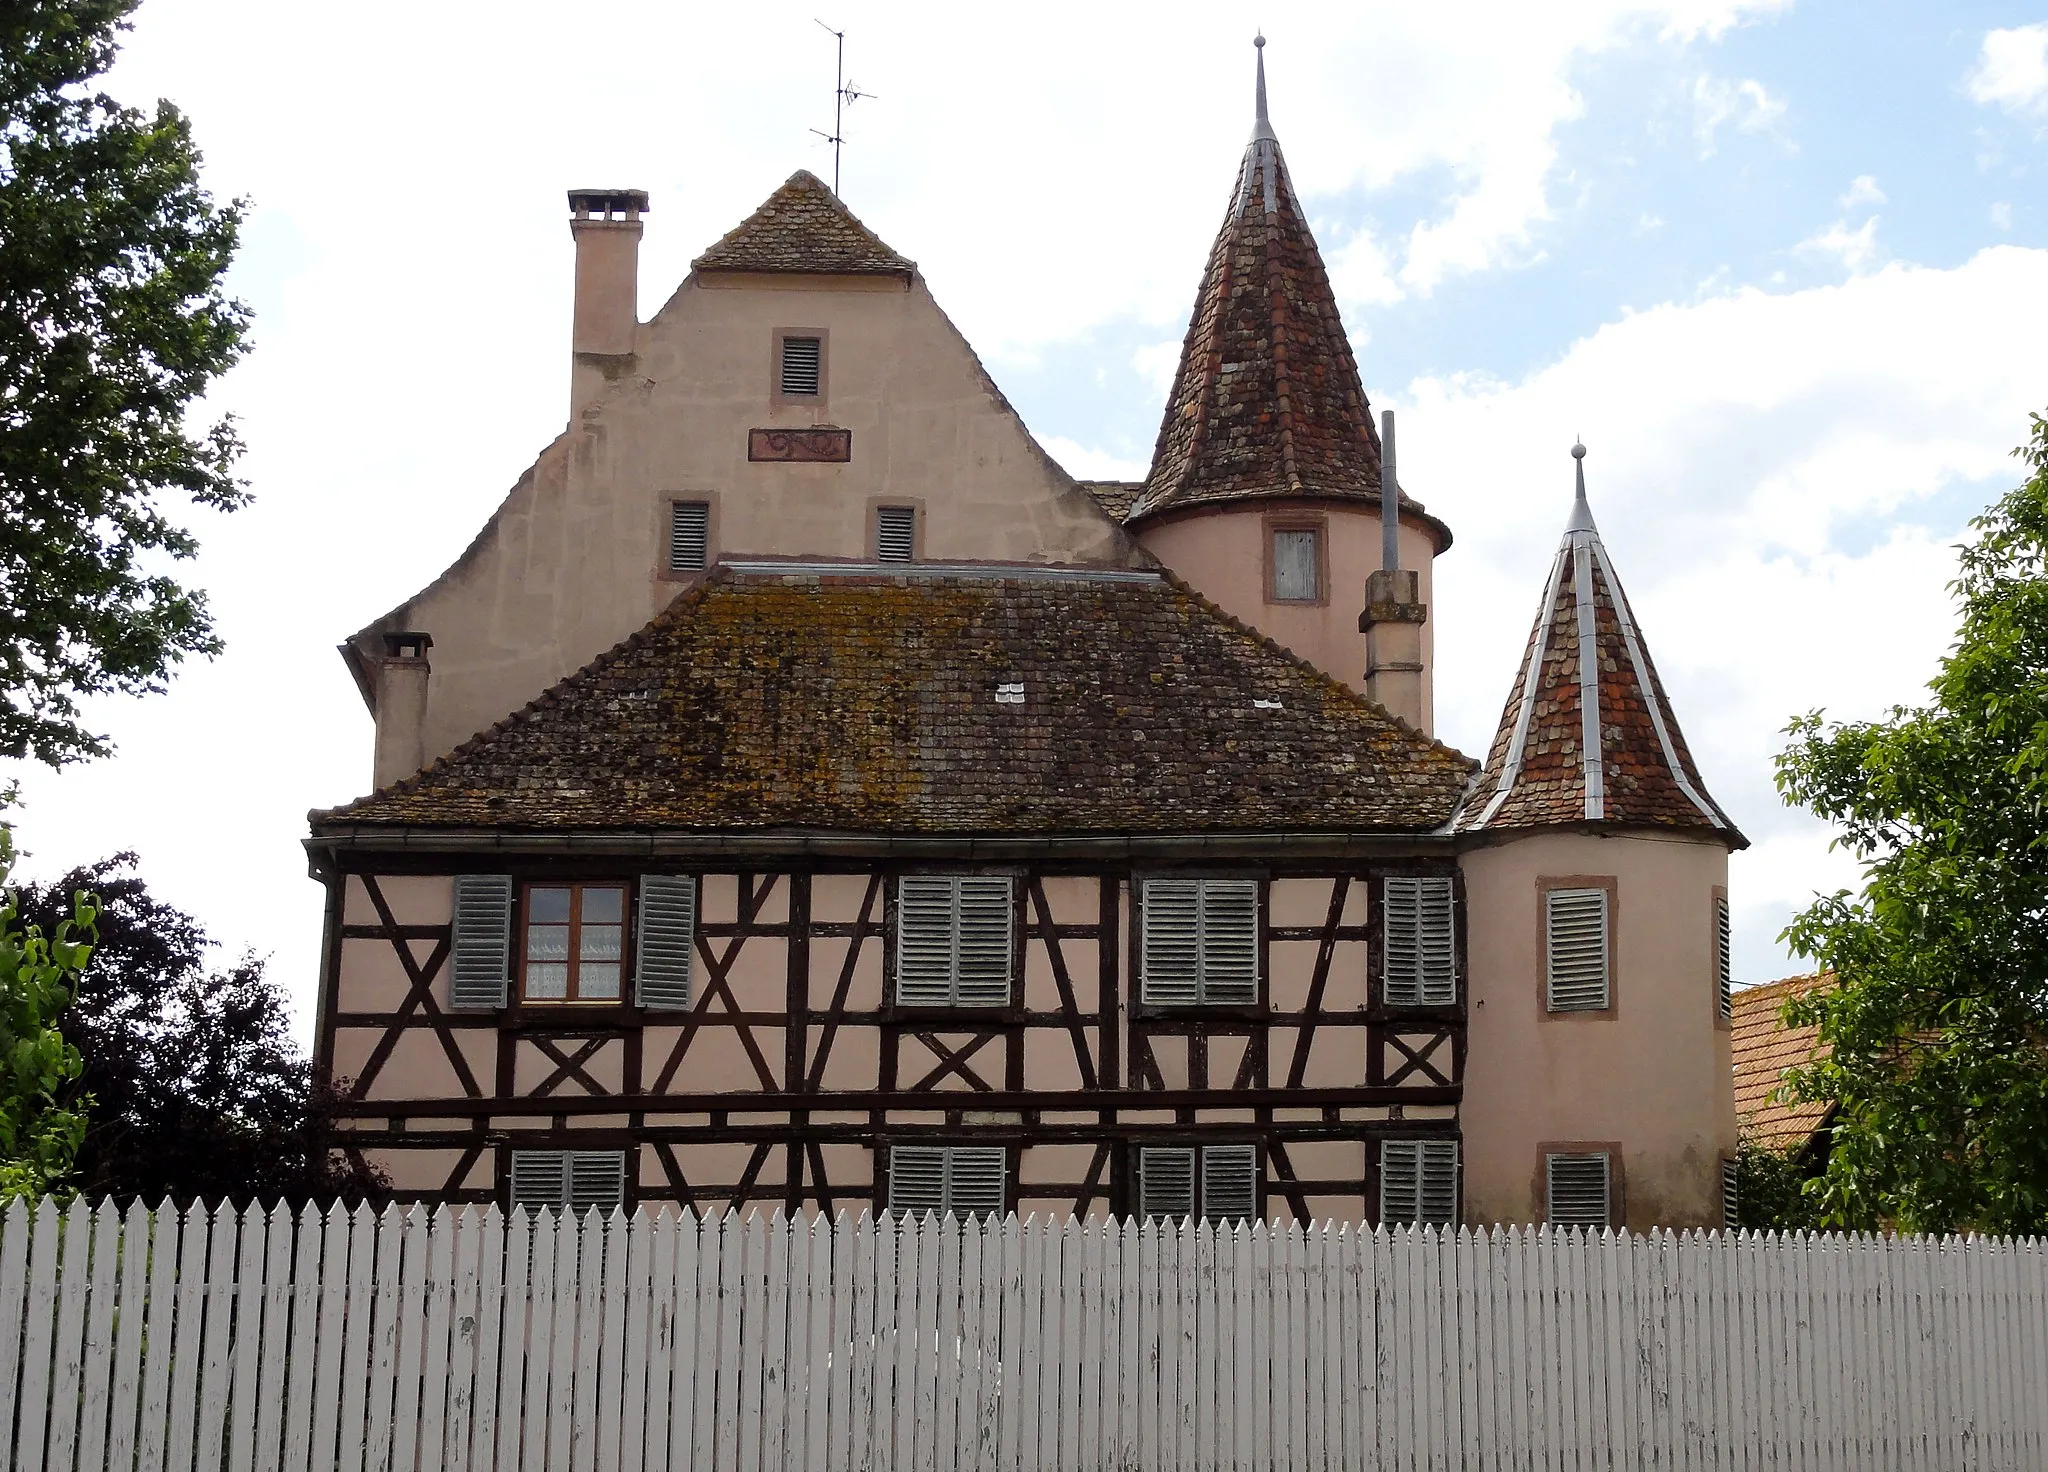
812, 20, 875, 196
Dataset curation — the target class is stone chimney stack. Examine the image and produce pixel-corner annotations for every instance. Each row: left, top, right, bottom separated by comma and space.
568, 188, 647, 419
1362, 410, 1430, 731
371, 632, 433, 789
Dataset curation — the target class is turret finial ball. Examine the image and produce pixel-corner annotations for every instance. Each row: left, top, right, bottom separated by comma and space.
1255, 33, 1266, 48
1571, 441, 1587, 460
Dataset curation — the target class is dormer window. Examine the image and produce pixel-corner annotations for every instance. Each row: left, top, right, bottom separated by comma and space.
779, 335, 822, 396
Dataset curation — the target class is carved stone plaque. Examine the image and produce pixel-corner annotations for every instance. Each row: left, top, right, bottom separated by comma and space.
748, 427, 852, 463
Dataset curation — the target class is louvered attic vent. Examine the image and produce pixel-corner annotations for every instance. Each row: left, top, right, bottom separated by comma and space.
875, 505, 916, 562
1545, 1152, 1612, 1229
1379, 1139, 1459, 1227
895, 875, 1014, 1007
509, 1149, 627, 1215
780, 336, 822, 395
887, 1144, 1007, 1220
1382, 875, 1456, 1007
1140, 878, 1259, 1006
1546, 887, 1610, 1012
670, 501, 709, 572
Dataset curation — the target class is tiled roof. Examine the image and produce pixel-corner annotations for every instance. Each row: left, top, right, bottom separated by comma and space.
1077, 481, 1142, 520
1459, 460, 1743, 843
692, 170, 914, 277
1732, 974, 1834, 1153
313, 564, 1477, 838
1129, 56, 1392, 526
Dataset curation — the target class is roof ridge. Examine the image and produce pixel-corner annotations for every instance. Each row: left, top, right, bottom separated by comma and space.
691, 169, 914, 277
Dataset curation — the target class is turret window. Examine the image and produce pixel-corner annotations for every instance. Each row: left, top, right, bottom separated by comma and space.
1268, 523, 1323, 603
1544, 883, 1613, 1013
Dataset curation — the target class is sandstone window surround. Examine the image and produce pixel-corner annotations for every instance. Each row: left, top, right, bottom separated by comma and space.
772, 327, 829, 410
1264, 512, 1327, 605
1138, 876, 1261, 1008
874, 503, 918, 562
508, 1148, 627, 1214
885, 1143, 1008, 1220
668, 499, 711, 573
1137, 1143, 1260, 1224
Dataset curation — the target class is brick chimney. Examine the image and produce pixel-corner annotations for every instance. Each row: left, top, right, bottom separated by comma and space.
568, 188, 647, 419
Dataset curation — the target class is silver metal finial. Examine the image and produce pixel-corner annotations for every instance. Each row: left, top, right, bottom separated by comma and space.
1566, 439, 1596, 534
1251, 35, 1275, 142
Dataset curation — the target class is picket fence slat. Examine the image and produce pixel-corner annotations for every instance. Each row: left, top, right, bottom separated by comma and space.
6, 1202, 2048, 1471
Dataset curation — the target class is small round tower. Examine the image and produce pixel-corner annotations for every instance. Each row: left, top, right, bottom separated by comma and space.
1456, 446, 1745, 1229
1123, 37, 1451, 730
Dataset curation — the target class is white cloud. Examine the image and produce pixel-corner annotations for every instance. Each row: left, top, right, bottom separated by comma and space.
1991, 201, 2014, 231
1038, 437, 1149, 483
1967, 23, 2048, 115
1839, 174, 1885, 209
1400, 246, 2048, 981
1796, 216, 1882, 274
1691, 74, 1787, 155
1131, 341, 1184, 399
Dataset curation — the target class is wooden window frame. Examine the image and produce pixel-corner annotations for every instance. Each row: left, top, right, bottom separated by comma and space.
1262, 511, 1329, 607
518, 880, 633, 1006
771, 327, 830, 410
1537, 874, 1619, 1019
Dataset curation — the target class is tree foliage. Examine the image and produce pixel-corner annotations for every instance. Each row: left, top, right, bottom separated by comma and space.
1733, 1138, 1824, 1233
15, 854, 377, 1205
1776, 411, 2048, 1234
0, 827, 94, 1200
0, 0, 250, 767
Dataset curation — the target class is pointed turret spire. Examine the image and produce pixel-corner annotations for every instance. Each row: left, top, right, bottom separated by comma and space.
1129, 38, 1439, 535
1459, 443, 1742, 841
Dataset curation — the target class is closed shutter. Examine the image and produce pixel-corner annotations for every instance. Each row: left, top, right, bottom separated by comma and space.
1140, 878, 1259, 1005
669, 501, 709, 572
1384, 876, 1456, 1006
887, 1145, 1006, 1220
894, 876, 1013, 1007
1381, 1139, 1459, 1226
634, 874, 697, 1010
944, 1147, 1009, 1220
509, 1150, 567, 1213
1545, 1152, 1611, 1228
1716, 896, 1733, 1020
567, 1151, 628, 1214
780, 336, 822, 395
1200, 1144, 1259, 1224
1722, 1157, 1740, 1231
875, 505, 917, 562
450, 875, 513, 1010
1546, 887, 1610, 1012
1138, 1147, 1196, 1220
1271, 528, 1320, 600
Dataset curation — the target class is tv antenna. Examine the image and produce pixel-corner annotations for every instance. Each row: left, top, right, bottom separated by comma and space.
812, 20, 875, 196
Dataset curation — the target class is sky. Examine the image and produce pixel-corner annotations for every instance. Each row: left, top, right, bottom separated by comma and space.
10, 0, 2048, 1036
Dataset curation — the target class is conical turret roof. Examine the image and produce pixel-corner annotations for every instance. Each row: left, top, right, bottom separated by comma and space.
1459, 447, 1744, 844
1129, 41, 1394, 526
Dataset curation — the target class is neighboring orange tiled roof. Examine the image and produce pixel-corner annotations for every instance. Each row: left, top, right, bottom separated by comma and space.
1732, 974, 1834, 1152
692, 170, 913, 277
1128, 63, 1395, 527
1458, 459, 1743, 843
313, 564, 1477, 838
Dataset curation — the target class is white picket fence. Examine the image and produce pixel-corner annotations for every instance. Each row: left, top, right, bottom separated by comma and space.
2, 1199, 2045, 1471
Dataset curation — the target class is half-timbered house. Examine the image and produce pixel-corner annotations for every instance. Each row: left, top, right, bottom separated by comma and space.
309, 40, 1744, 1231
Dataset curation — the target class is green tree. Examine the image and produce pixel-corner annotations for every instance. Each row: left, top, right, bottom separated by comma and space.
1776, 411, 2048, 1234
0, 0, 249, 767
0, 828, 95, 1200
